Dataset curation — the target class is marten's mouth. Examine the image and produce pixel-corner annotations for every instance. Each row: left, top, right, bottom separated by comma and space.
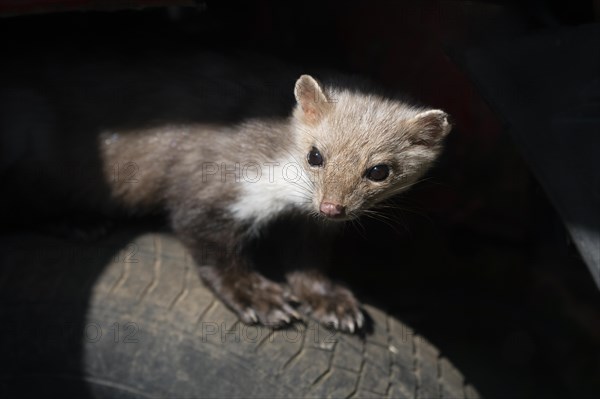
321, 215, 349, 222
318, 211, 357, 222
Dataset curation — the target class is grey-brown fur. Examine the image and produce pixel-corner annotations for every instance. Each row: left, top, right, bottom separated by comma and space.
1, 52, 451, 332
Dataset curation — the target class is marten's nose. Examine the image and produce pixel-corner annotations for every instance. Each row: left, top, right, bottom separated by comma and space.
320, 202, 346, 218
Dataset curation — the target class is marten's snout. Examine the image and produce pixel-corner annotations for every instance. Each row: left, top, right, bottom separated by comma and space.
320, 201, 346, 219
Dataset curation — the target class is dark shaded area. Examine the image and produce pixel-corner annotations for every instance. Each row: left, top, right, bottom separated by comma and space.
464, 23, 600, 288
0, 226, 151, 398
1, 1, 599, 398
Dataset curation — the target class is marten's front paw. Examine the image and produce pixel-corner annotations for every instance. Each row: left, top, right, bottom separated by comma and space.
286, 271, 364, 333
301, 285, 364, 333
230, 275, 301, 328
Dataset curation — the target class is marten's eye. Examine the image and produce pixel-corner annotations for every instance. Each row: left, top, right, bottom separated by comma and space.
365, 164, 390, 181
307, 147, 324, 167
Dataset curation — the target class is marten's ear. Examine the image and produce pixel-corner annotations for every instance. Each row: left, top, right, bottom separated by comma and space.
294, 75, 331, 125
406, 109, 452, 146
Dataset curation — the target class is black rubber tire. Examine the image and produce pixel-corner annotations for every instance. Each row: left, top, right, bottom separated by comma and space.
0, 229, 480, 398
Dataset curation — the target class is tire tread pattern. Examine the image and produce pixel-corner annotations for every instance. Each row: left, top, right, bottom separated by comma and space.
0, 232, 481, 398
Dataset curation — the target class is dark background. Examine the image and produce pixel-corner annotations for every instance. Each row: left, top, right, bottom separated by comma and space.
1, 1, 599, 398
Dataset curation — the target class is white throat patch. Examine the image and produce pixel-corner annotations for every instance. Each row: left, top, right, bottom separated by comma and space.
228, 155, 315, 229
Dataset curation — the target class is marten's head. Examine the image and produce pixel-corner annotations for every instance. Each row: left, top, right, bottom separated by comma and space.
291, 75, 451, 221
